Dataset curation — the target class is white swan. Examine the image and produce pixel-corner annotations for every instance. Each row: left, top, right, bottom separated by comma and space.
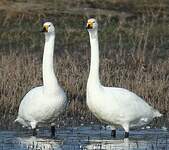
86, 18, 162, 138
15, 22, 67, 137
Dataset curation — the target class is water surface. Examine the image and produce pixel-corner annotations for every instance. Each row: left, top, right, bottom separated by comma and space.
0, 125, 168, 150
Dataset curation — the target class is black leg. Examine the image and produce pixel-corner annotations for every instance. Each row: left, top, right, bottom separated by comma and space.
51, 125, 55, 138
111, 130, 116, 138
32, 128, 37, 136
124, 132, 129, 138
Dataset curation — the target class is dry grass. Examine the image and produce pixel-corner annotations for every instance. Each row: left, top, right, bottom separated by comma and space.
0, 0, 169, 128
0, 46, 169, 128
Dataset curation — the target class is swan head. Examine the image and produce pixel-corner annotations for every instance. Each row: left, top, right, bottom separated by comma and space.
41, 22, 55, 34
86, 18, 98, 32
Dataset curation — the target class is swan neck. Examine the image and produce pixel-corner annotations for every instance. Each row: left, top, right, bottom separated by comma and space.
88, 30, 101, 86
43, 33, 60, 92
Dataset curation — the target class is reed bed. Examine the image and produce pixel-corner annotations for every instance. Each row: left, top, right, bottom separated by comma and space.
0, 0, 169, 128
1, 46, 169, 128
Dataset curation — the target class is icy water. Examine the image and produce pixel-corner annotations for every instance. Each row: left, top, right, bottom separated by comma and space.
0, 125, 168, 150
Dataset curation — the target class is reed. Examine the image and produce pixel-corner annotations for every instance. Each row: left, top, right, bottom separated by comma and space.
0, 0, 169, 128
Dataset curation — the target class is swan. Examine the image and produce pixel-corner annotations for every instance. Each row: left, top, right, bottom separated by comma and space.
15, 22, 67, 137
86, 18, 162, 138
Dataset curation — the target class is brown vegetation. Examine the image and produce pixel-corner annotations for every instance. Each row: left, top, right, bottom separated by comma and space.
0, 0, 169, 129
1, 44, 169, 129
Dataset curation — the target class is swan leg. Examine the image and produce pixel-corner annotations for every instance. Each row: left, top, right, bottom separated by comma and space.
111, 130, 116, 138
110, 126, 116, 138
30, 122, 37, 136
51, 123, 55, 138
122, 124, 129, 138
33, 128, 37, 136
124, 132, 129, 138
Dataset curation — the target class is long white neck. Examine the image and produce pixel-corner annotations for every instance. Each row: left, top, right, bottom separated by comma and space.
87, 29, 101, 87
43, 33, 60, 93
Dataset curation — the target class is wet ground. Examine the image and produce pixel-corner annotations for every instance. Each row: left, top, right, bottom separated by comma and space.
0, 125, 168, 150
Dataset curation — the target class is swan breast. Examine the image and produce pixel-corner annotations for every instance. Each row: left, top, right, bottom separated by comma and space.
18, 86, 67, 124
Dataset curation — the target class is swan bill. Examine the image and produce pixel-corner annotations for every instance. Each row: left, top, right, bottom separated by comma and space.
86, 22, 93, 29
41, 25, 48, 32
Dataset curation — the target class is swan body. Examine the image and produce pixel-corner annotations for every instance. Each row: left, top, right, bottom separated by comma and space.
86, 18, 162, 138
16, 86, 66, 127
15, 22, 67, 136
87, 86, 161, 128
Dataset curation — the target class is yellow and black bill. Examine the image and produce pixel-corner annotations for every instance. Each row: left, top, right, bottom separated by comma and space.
86, 21, 93, 29
41, 25, 48, 32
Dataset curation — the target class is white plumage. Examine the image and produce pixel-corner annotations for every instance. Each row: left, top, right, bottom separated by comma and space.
15, 22, 67, 136
86, 18, 162, 138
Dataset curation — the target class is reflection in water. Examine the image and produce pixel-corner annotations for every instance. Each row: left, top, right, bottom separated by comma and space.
0, 126, 168, 150
83, 128, 169, 150
84, 138, 150, 150
85, 138, 129, 150
17, 136, 62, 150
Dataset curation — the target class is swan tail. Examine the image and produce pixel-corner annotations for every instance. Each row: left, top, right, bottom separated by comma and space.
153, 110, 162, 118
14, 117, 20, 123
14, 117, 28, 127
14, 117, 24, 124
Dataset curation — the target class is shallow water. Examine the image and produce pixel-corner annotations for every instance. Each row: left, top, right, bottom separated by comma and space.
0, 125, 168, 150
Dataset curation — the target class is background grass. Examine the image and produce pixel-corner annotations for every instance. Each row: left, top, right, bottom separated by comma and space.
0, 0, 169, 129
